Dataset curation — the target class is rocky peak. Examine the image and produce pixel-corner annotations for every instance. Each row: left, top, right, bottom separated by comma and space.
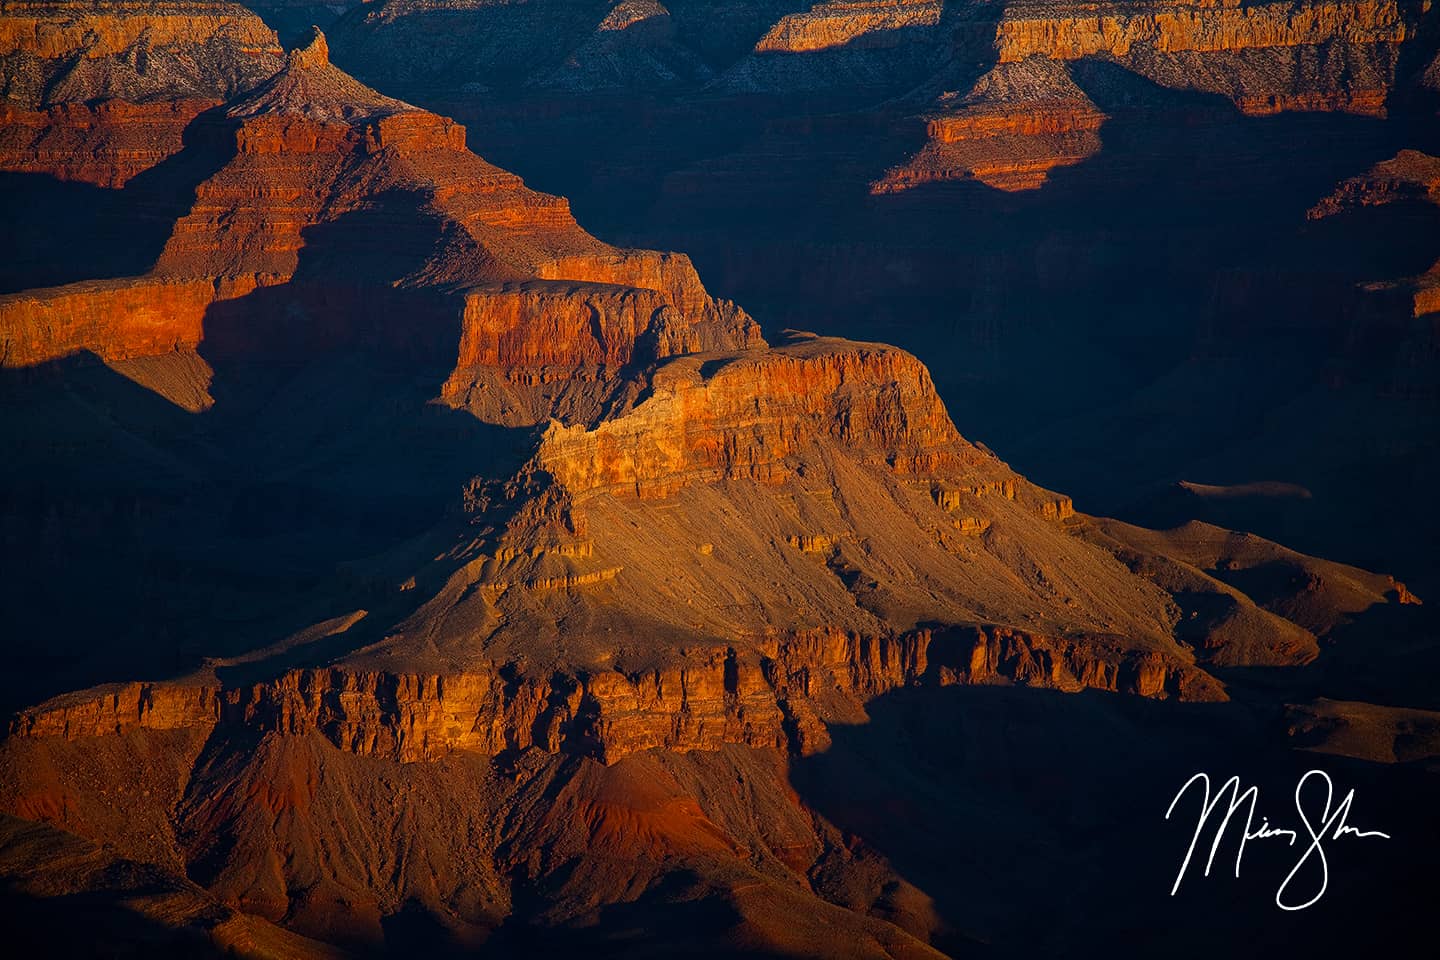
287, 25, 330, 70
227, 26, 416, 124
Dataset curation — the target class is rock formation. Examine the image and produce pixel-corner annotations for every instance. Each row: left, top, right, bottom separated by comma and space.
753, 0, 945, 54
873, 55, 1106, 192
328, 0, 619, 94
1310, 148, 1440, 215
1, 8, 1435, 957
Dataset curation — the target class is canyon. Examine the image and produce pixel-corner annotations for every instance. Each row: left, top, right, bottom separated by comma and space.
1, 2, 1437, 957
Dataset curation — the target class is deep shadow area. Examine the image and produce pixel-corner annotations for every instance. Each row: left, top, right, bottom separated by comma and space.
791, 683, 1440, 958
482, 867, 787, 959
0, 205, 536, 711
0, 888, 232, 959
0, 105, 236, 294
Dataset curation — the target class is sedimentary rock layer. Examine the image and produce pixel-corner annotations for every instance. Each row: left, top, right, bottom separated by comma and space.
0, 1, 282, 107
0, 99, 215, 186
754, 0, 945, 53
874, 56, 1106, 192
535, 336, 963, 498
8, 621, 1220, 767
992, 0, 1410, 63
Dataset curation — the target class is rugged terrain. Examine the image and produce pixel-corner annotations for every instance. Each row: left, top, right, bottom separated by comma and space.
2, 3, 1438, 957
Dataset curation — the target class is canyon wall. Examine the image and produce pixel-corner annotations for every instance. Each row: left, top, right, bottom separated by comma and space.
993, 0, 1410, 63
0, 1, 282, 108
8, 621, 1222, 768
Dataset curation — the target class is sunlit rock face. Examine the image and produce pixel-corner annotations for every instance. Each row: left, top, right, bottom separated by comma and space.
0, 4, 1434, 957
875, 0, 1421, 193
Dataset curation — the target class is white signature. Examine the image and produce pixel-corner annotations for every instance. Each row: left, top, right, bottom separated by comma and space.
1165, 769, 1391, 911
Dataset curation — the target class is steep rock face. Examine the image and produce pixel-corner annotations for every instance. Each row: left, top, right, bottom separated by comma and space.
870, 0, 1422, 194
714, 0, 951, 92
321, 0, 1423, 112
993, 0, 1408, 61
3, 11, 1433, 955
8, 619, 1221, 771
0, 1, 282, 107
0, 276, 257, 367
993, 0, 1410, 63
535, 336, 964, 498
0, 2, 280, 186
440, 279, 759, 426
368, 332, 1342, 684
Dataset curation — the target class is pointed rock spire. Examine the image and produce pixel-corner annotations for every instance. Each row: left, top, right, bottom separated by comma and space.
289, 26, 329, 70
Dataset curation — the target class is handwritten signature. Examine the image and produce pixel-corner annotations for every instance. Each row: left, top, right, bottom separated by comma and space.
1165, 769, 1391, 910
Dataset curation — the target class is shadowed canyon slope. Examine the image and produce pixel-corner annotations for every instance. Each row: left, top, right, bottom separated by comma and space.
1, 4, 1438, 958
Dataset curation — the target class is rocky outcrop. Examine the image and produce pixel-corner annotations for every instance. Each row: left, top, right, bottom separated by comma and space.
2, 4, 1435, 955
536, 335, 965, 499
534, 1, 713, 91
440, 279, 759, 426
873, 0, 1422, 194
1308, 149, 1440, 217
754, 0, 944, 53
874, 56, 1106, 193
0, 2, 279, 186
